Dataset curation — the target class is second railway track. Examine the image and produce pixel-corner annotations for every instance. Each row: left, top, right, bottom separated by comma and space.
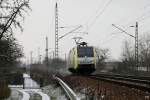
63, 73, 150, 100
89, 73, 150, 93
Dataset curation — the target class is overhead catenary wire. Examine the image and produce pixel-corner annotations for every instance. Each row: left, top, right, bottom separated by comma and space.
138, 11, 150, 22
100, 26, 132, 45
120, 2, 150, 28
134, 10, 150, 22
85, 0, 150, 47
55, 0, 150, 48
104, 1, 149, 33
59, 25, 82, 29
58, 25, 82, 40
84, 0, 105, 27
100, 33, 122, 45
87, 0, 112, 31
85, 0, 150, 52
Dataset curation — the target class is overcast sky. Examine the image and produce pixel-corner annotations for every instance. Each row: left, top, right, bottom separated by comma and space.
15, 0, 150, 62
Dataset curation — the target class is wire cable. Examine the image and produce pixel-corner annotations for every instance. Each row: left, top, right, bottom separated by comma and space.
138, 11, 150, 22
121, 2, 150, 28
84, 0, 105, 27
100, 26, 131, 45
88, 0, 112, 31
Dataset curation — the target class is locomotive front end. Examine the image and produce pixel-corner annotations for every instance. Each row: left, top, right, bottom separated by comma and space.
76, 46, 96, 74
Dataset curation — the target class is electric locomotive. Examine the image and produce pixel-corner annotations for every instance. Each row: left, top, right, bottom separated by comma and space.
67, 42, 97, 74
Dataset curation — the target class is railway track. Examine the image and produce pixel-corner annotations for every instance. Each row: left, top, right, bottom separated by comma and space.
63, 73, 150, 100
90, 73, 150, 93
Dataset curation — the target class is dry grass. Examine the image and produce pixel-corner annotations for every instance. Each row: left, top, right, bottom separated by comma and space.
65, 75, 150, 100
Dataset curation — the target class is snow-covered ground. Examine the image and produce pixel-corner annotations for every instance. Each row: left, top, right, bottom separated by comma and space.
42, 85, 68, 100
8, 73, 50, 100
23, 73, 40, 89
42, 84, 86, 100
22, 73, 50, 100
31, 89, 50, 100
5, 88, 22, 100
8, 85, 23, 88
19, 89, 30, 100
8, 73, 84, 100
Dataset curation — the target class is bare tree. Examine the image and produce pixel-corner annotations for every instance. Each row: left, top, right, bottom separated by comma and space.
120, 33, 150, 72
96, 48, 109, 62
0, 0, 30, 40
139, 33, 150, 71
96, 47, 110, 69
121, 40, 135, 70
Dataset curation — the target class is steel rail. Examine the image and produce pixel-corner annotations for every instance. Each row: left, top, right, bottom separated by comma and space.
53, 75, 80, 100
89, 74, 150, 93
92, 74, 150, 84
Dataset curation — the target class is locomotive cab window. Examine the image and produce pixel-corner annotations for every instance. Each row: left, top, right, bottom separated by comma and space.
77, 47, 94, 57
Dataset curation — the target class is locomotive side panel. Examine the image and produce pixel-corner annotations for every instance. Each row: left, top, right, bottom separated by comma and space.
68, 48, 78, 73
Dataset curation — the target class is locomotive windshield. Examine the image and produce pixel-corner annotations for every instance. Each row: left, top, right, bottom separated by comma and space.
77, 47, 94, 57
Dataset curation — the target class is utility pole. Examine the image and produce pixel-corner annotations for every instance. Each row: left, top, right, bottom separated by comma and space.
112, 22, 139, 70
30, 51, 33, 65
135, 22, 139, 70
38, 47, 41, 64
46, 36, 49, 66
55, 2, 59, 59
30, 51, 33, 75
54, 3, 83, 59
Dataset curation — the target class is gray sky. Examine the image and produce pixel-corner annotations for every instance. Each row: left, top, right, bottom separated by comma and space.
15, 0, 150, 62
